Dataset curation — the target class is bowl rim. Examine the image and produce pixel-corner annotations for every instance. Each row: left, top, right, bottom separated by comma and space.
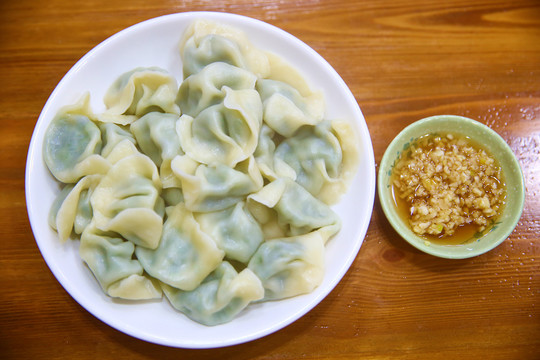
378, 114, 525, 259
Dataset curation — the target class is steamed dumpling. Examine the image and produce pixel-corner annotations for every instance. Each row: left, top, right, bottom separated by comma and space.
130, 112, 182, 167
79, 222, 162, 300
171, 155, 263, 212
182, 34, 245, 78
257, 78, 324, 137
135, 203, 224, 291
176, 86, 262, 167
180, 20, 270, 78
247, 177, 341, 240
274, 120, 359, 204
98, 67, 180, 125
43, 94, 109, 183
195, 201, 264, 263
48, 174, 102, 242
248, 229, 326, 300
177, 62, 257, 118
162, 261, 263, 326
130, 112, 183, 188
91, 152, 164, 249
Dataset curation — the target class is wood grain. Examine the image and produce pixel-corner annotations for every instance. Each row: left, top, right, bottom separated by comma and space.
1, 0, 539, 358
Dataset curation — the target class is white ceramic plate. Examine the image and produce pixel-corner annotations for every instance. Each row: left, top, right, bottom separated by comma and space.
25, 12, 375, 348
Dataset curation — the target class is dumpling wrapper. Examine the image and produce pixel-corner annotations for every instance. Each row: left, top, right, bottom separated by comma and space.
130, 112, 183, 188
195, 201, 264, 263
91, 153, 163, 249
257, 78, 324, 138
79, 222, 162, 300
177, 62, 257, 118
135, 203, 224, 291
48, 174, 102, 242
180, 20, 270, 78
248, 229, 326, 301
176, 86, 262, 168
273, 120, 360, 205
98, 67, 180, 125
43, 93, 110, 183
162, 261, 263, 326
171, 155, 263, 213
247, 177, 341, 241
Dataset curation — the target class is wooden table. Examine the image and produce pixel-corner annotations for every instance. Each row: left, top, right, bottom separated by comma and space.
1, 0, 539, 358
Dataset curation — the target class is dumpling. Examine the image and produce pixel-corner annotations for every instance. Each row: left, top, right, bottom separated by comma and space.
247, 178, 341, 240
79, 222, 162, 300
130, 112, 182, 167
162, 261, 264, 326
247, 229, 326, 300
176, 86, 262, 167
135, 203, 224, 291
48, 174, 102, 242
182, 34, 245, 78
171, 155, 263, 212
90, 152, 164, 249
176, 62, 257, 117
257, 78, 324, 137
273, 120, 359, 204
98, 67, 180, 125
195, 201, 264, 263
252, 124, 311, 183
99, 122, 136, 158
43, 94, 110, 183
130, 112, 183, 188
180, 20, 270, 78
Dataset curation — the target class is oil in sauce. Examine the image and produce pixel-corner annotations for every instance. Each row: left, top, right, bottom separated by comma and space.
390, 132, 506, 246
391, 182, 496, 245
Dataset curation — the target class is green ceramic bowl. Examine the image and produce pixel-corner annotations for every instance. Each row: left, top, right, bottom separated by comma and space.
378, 115, 525, 259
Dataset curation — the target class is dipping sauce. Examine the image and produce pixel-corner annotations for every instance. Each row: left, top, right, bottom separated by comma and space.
391, 132, 506, 245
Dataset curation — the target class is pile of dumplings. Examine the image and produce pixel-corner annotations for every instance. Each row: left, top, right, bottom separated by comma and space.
43, 20, 359, 326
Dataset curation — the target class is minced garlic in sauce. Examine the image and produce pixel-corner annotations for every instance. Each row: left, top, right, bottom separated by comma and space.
391, 133, 506, 244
